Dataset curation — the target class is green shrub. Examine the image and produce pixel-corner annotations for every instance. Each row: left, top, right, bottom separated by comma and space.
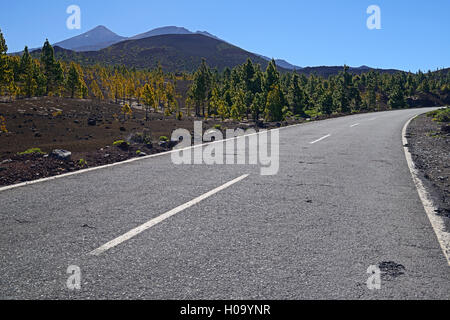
427, 108, 450, 122
213, 124, 222, 130
426, 110, 439, 117
18, 148, 45, 155
159, 136, 169, 142
130, 132, 152, 145
434, 108, 450, 123
305, 109, 322, 118
78, 159, 87, 167
113, 140, 129, 146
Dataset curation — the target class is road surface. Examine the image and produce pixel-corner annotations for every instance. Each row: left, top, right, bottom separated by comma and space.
1, 108, 449, 299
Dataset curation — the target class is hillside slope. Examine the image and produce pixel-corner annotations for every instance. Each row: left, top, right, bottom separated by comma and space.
49, 34, 274, 72
54, 25, 127, 52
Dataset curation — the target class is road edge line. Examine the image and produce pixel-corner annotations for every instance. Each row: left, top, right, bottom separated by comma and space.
402, 114, 450, 266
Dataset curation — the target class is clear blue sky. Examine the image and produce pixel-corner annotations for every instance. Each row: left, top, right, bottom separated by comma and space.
1, 0, 449, 72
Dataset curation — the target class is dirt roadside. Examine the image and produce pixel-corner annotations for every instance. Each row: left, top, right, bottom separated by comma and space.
407, 111, 450, 223
0, 97, 303, 186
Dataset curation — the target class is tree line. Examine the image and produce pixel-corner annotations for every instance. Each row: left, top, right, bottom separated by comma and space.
0, 29, 183, 120
187, 58, 450, 122
1, 28, 449, 123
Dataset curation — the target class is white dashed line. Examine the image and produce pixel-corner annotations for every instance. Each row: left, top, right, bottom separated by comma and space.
350, 123, 360, 127
89, 174, 249, 256
310, 134, 331, 144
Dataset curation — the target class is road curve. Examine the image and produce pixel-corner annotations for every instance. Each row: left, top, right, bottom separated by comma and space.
1, 108, 449, 299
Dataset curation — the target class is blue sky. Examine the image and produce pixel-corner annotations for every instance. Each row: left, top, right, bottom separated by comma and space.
1, 0, 449, 72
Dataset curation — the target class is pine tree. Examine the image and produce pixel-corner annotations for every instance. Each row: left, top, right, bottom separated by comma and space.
90, 80, 104, 100
288, 73, 306, 116
66, 62, 80, 98
0, 28, 13, 97
265, 85, 284, 122
209, 87, 222, 118
121, 103, 133, 122
19, 47, 37, 97
317, 89, 334, 115
251, 92, 265, 122
40, 39, 63, 94
189, 59, 211, 116
388, 85, 406, 109
142, 83, 156, 121
365, 83, 377, 110
264, 59, 279, 92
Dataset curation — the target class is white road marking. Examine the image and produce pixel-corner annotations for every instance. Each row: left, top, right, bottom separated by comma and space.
310, 134, 331, 144
402, 115, 450, 266
350, 123, 360, 127
89, 174, 249, 256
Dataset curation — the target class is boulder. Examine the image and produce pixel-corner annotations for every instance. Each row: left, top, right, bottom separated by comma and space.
51, 149, 72, 161
168, 138, 180, 149
117, 142, 129, 150
158, 141, 168, 148
441, 124, 450, 133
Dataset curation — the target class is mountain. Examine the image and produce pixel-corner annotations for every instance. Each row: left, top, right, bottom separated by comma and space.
53, 25, 127, 52
195, 31, 222, 41
13, 25, 223, 55
274, 59, 301, 70
257, 54, 302, 70
53, 25, 224, 50
24, 25, 403, 75
296, 66, 400, 77
130, 26, 192, 40
130, 26, 223, 42
32, 32, 401, 75
45, 34, 274, 73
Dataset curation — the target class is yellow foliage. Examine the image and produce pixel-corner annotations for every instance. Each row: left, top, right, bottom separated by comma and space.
52, 110, 63, 117
0, 116, 7, 133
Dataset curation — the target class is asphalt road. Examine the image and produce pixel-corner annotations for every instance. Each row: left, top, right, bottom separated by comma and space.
1, 108, 449, 299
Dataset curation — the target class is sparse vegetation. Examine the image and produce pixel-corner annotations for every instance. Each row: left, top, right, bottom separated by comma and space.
427, 108, 450, 123
78, 158, 87, 167
18, 148, 45, 155
159, 136, 169, 142
121, 103, 133, 122
113, 140, 129, 146
0, 115, 7, 133
130, 131, 152, 145
52, 110, 63, 117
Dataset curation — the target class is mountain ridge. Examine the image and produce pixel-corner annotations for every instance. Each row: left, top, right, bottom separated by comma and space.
53, 25, 127, 52
20, 25, 403, 76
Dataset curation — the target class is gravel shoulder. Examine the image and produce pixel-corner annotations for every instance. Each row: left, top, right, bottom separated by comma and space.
407, 111, 450, 228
